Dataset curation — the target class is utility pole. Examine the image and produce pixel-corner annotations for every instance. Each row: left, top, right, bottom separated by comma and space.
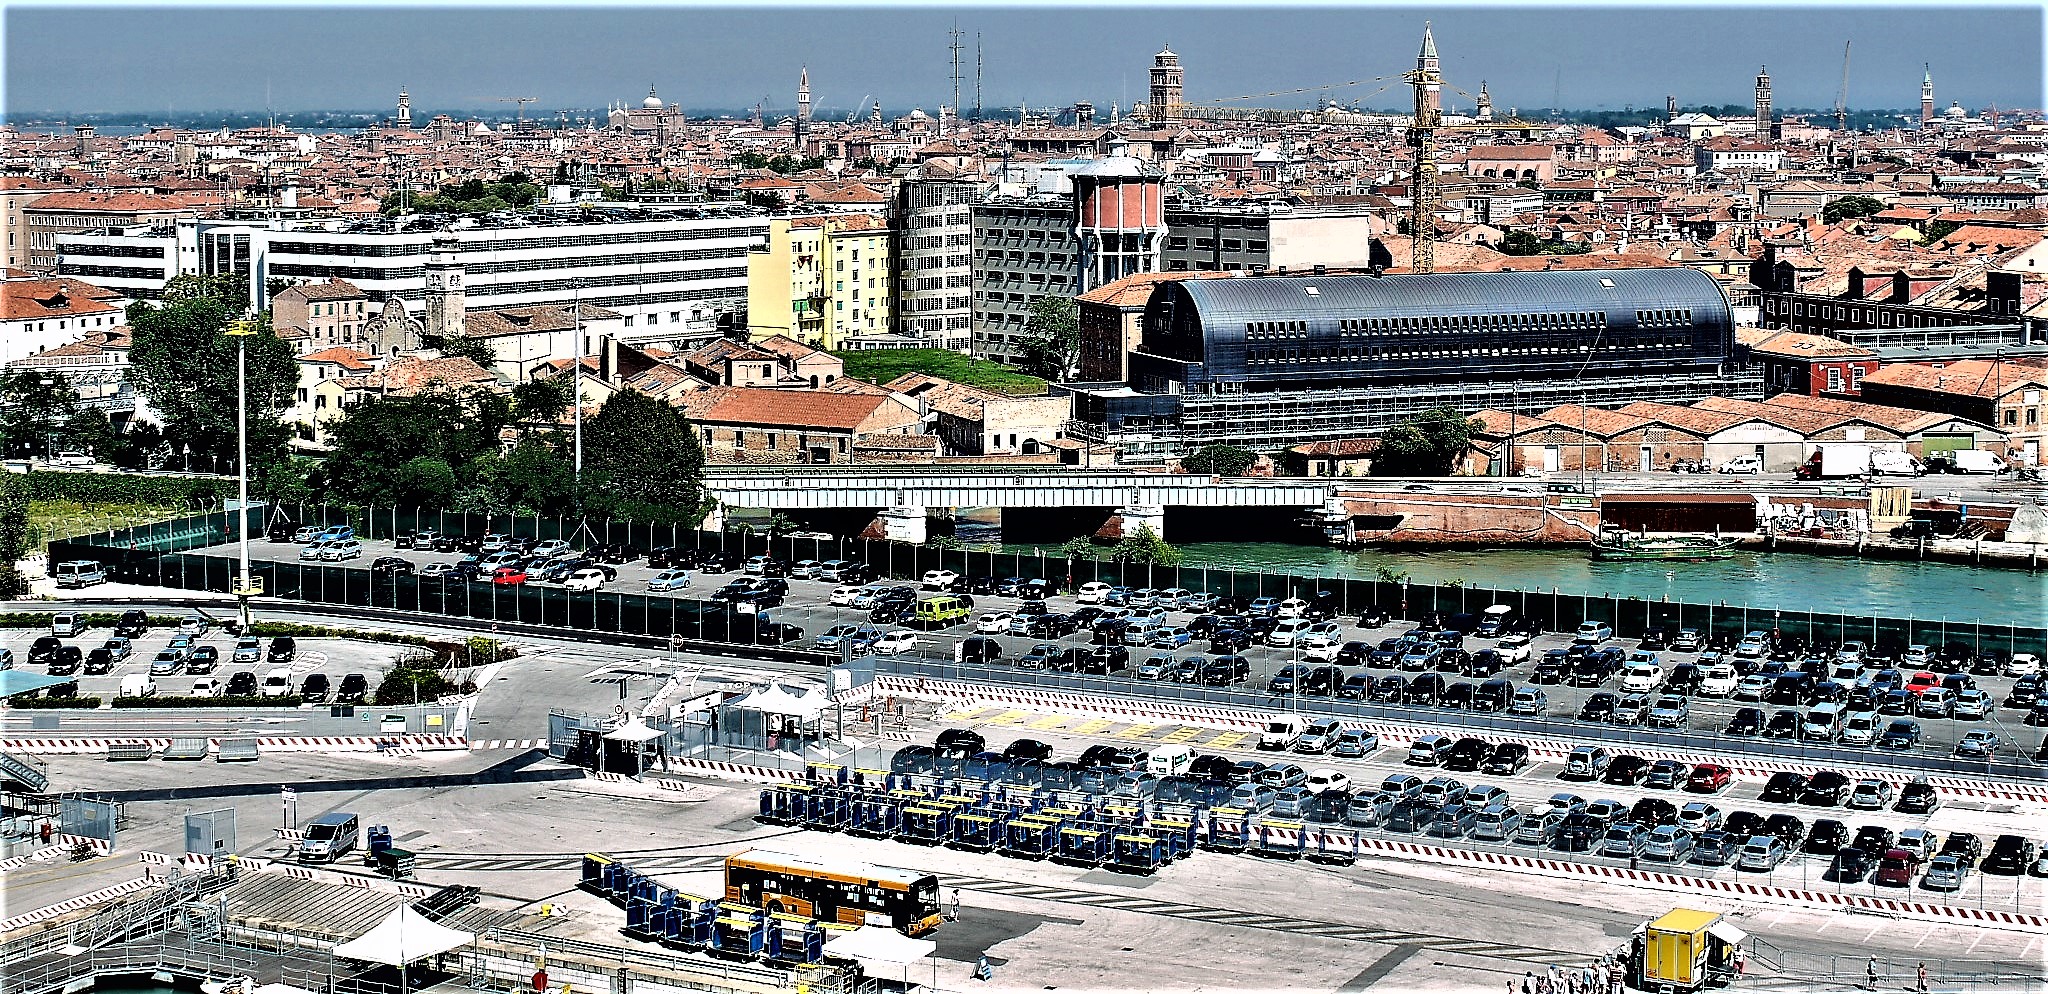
572, 296, 583, 479
227, 319, 260, 634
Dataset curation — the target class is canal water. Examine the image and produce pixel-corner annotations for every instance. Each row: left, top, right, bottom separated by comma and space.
955, 505, 2041, 622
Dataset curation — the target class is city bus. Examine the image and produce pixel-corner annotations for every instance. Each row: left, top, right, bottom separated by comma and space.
723, 848, 942, 935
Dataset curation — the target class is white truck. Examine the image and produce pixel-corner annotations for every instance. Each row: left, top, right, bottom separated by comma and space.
1796, 443, 1921, 479
1940, 449, 2007, 475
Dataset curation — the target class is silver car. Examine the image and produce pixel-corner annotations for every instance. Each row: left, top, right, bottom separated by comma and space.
1922, 855, 1970, 891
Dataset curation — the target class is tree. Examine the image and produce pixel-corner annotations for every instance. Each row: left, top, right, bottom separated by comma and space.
321, 391, 509, 505
161, 272, 251, 312
512, 376, 573, 423
425, 333, 498, 369
1920, 219, 1963, 243
0, 370, 79, 459
126, 298, 297, 474
0, 479, 30, 597
1181, 444, 1258, 476
459, 441, 579, 516
1015, 295, 1081, 381
1372, 407, 1486, 476
1822, 195, 1887, 224
1111, 524, 1182, 566
581, 390, 706, 523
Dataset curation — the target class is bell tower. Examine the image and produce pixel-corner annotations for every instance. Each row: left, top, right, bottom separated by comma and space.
1920, 66, 1935, 127
424, 232, 466, 343
1754, 65, 1772, 138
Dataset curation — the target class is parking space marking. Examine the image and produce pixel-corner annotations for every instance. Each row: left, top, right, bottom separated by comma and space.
1070, 719, 1116, 735
944, 707, 989, 721
986, 711, 1029, 724
1114, 724, 1159, 740
1026, 714, 1068, 730
1206, 731, 1248, 749
1160, 726, 1204, 743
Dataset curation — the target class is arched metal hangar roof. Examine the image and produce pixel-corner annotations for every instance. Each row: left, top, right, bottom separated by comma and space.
1159, 267, 1733, 327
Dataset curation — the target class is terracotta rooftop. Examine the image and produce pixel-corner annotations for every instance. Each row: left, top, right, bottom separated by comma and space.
696, 386, 898, 432
1, 278, 122, 320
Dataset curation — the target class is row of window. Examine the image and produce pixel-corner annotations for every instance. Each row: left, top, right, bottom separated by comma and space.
466, 246, 748, 273
1243, 342, 1695, 364
1767, 296, 1968, 329
1244, 310, 1613, 339
1636, 308, 1694, 329
1166, 237, 1268, 252
54, 243, 166, 259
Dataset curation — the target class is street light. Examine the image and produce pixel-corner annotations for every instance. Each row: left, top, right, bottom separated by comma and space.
227, 319, 263, 633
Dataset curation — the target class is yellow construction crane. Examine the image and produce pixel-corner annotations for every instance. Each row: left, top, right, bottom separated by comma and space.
497, 96, 538, 127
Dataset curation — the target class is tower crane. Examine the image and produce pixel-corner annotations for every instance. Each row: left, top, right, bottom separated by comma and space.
496, 96, 538, 127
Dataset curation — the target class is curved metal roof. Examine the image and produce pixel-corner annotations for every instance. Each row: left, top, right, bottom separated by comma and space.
1170, 267, 1732, 328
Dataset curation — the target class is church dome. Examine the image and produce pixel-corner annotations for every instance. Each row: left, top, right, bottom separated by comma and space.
1944, 102, 1966, 119
643, 87, 665, 110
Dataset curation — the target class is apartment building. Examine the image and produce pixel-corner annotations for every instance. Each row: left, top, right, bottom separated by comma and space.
746, 213, 893, 351
970, 196, 1079, 363
892, 177, 977, 350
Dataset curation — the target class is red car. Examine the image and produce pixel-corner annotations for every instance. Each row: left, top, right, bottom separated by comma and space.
1685, 763, 1733, 793
1905, 671, 1941, 696
491, 566, 528, 585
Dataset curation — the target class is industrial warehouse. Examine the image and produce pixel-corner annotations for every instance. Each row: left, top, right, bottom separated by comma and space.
1063, 268, 1762, 455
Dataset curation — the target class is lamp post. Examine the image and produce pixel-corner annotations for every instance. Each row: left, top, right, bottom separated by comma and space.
227, 319, 262, 633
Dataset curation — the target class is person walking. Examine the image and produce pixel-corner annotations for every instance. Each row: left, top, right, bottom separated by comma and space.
951, 888, 961, 922
1917, 962, 1927, 992
1867, 956, 1880, 990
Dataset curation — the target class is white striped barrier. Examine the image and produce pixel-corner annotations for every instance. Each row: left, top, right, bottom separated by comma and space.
0, 876, 156, 931
0, 844, 65, 872
1, 735, 472, 756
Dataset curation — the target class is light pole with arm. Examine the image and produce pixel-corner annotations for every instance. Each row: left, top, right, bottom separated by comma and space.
227, 319, 260, 633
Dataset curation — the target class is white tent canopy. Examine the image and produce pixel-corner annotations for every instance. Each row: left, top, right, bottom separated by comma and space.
332, 904, 474, 966
602, 718, 666, 743
822, 925, 936, 965
733, 683, 828, 719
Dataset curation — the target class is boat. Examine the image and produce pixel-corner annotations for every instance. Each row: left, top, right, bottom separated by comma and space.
1590, 530, 1740, 562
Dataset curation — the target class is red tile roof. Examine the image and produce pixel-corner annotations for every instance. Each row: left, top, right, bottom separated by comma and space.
1, 278, 122, 320
698, 387, 898, 432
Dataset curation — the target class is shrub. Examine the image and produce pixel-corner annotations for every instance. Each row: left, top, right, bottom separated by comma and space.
11, 695, 102, 709
374, 665, 452, 705
111, 694, 304, 708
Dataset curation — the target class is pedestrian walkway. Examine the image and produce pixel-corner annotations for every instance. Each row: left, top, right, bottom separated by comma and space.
942, 707, 1245, 748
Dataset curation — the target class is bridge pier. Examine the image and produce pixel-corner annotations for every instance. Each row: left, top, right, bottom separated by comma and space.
698, 503, 726, 533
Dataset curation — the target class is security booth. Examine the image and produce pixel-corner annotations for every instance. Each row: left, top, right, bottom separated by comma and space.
713, 903, 769, 958
720, 684, 831, 753
595, 717, 670, 776
950, 813, 999, 852
1000, 816, 1059, 859
1255, 819, 1306, 859
1056, 827, 1110, 866
1111, 833, 1167, 874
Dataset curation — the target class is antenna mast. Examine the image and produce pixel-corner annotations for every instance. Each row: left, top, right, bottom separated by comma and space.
948, 21, 965, 121
1835, 41, 1852, 130
974, 33, 983, 120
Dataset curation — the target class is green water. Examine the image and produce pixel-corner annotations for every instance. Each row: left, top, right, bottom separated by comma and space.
1164, 542, 2044, 624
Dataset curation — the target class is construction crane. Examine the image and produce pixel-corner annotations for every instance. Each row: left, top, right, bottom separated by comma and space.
1835, 41, 1852, 131
496, 96, 538, 127
847, 95, 873, 124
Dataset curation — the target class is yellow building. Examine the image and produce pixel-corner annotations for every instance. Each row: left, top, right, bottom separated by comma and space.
745, 213, 893, 350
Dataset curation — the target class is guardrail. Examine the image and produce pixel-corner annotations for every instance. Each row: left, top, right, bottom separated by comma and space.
0, 939, 260, 994
873, 656, 2048, 788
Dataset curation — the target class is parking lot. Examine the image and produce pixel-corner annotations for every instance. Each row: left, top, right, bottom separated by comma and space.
158, 531, 2048, 767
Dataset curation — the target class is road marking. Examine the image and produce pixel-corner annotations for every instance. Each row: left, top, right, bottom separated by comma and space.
1116, 724, 1158, 739
1206, 731, 1248, 749
1026, 714, 1068, 730
1071, 719, 1115, 735
1160, 726, 1204, 743
946, 706, 990, 720
987, 711, 1028, 724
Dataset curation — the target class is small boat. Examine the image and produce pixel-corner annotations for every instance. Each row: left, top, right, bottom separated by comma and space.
1590, 530, 1740, 562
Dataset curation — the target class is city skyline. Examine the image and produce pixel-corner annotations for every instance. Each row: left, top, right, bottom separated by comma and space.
5, 5, 2042, 118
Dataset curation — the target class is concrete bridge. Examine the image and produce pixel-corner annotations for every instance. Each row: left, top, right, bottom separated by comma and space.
699, 466, 1336, 542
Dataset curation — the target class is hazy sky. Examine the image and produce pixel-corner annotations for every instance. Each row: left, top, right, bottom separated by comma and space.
5, 4, 2043, 117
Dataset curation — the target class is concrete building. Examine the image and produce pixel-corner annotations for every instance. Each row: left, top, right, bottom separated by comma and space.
1160, 203, 1384, 274
682, 386, 921, 464
1464, 144, 1555, 183
462, 302, 626, 382
746, 213, 893, 351
25, 192, 212, 273
1072, 156, 1165, 293
270, 278, 371, 353
1065, 267, 1757, 457
970, 195, 1078, 362
884, 372, 1070, 457
2, 178, 64, 272
58, 208, 768, 342
1742, 328, 1882, 397
0, 274, 128, 365
893, 176, 977, 349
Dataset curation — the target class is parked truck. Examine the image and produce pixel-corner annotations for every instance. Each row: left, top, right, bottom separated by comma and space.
1796, 444, 1921, 480
1633, 908, 1746, 993
1931, 448, 2007, 475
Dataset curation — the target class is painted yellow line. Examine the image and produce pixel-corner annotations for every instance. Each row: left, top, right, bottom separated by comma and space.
1206, 731, 1248, 749
986, 711, 1028, 724
1026, 714, 1068, 730
1071, 719, 1116, 735
1116, 724, 1158, 739
1160, 726, 1203, 743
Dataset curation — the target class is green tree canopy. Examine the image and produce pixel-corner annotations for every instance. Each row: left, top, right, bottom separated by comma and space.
424, 333, 498, 369
581, 390, 706, 524
512, 376, 574, 424
382, 174, 547, 216
1181, 444, 1259, 476
1014, 295, 1081, 381
126, 297, 296, 473
321, 390, 511, 505
1498, 230, 1592, 256
1372, 407, 1486, 476
1822, 195, 1888, 224
458, 440, 579, 517
0, 370, 80, 459
1111, 524, 1182, 566
0, 479, 29, 597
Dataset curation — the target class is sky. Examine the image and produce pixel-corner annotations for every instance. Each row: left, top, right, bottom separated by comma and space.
4, 4, 2043, 118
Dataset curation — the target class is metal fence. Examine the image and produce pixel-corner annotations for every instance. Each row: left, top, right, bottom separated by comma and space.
874, 655, 2048, 783
53, 505, 2048, 660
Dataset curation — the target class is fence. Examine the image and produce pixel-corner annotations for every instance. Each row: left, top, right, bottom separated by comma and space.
52, 505, 2048, 660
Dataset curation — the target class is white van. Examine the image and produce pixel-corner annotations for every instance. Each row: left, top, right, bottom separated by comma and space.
260, 669, 295, 697
1259, 715, 1307, 751
1146, 744, 1194, 778
53, 560, 108, 589
119, 673, 157, 698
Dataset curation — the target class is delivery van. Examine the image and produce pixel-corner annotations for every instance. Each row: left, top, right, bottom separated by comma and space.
119, 673, 157, 698
914, 596, 972, 628
299, 812, 360, 862
1259, 714, 1307, 751
1145, 744, 1194, 778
